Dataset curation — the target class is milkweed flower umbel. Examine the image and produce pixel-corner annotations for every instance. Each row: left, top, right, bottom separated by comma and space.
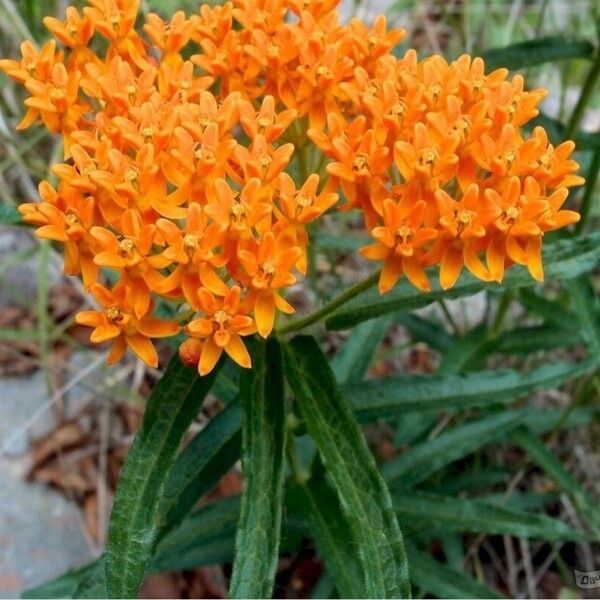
3, 0, 582, 374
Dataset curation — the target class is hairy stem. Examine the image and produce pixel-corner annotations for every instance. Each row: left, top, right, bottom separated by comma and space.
278, 269, 381, 334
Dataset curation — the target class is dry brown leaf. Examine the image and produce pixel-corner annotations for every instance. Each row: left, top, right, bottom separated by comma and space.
28, 421, 86, 471
33, 466, 93, 493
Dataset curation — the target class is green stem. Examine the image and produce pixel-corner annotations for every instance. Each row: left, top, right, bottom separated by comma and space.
489, 292, 512, 340
575, 147, 600, 234
566, 47, 600, 140
278, 269, 381, 334
438, 299, 461, 335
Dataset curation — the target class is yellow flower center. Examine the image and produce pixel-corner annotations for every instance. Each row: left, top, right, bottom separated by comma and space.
316, 65, 333, 79
195, 146, 215, 161
230, 202, 247, 222
296, 193, 311, 208
419, 148, 437, 167
107, 306, 124, 322
213, 310, 229, 326
261, 260, 276, 275
458, 210, 473, 225
142, 127, 154, 140
258, 117, 272, 130
352, 154, 370, 176
396, 225, 413, 244
506, 206, 519, 221
183, 233, 198, 250
65, 211, 79, 226
118, 237, 135, 256
391, 102, 406, 118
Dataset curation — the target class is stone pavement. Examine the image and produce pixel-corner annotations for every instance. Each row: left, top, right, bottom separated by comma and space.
0, 371, 94, 598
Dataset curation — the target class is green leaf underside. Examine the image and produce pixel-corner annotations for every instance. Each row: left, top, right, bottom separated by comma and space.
229, 338, 287, 599
346, 359, 594, 421
287, 479, 366, 598
159, 398, 242, 532
284, 335, 411, 598
326, 232, 600, 330
396, 492, 584, 541
480, 36, 595, 70
104, 355, 221, 598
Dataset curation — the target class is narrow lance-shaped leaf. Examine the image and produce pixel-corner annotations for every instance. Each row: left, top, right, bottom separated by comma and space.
382, 411, 524, 486
158, 398, 242, 532
345, 359, 593, 422
405, 542, 503, 599
512, 427, 600, 541
104, 355, 221, 598
394, 491, 585, 541
480, 36, 595, 70
327, 232, 600, 330
287, 478, 366, 598
383, 408, 597, 488
229, 338, 287, 599
331, 315, 392, 383
283, 335, 411, 598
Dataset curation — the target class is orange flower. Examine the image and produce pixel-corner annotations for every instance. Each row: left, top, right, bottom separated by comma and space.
154, 203, 228, 303
484, 176, 549, 282
361, 198, 437, 293
237, 230, 301, 337
4, 0, 584, 374
185, 286, 255, 375
76, 283, 179, 367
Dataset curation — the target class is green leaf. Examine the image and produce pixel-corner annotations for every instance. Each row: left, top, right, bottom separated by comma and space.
159, 398, 242, 532
495, 326, 581, 355
405, 542, 503, 599
528, 112, 600, 150
104, 355, 220, 598
437, 326, 496, 374
331, 315, 392, 383
345, 360, 593, 422
229, 338, 287, 599
511, 428, 600, 541
326, 232, 600, 330
22, 560, 106, 599
0, 204, 23, 225
287, 479, 365, 598
482, 491, 559, 512
25, 489, 307, 598
151, 496, 241, 573
383, 408, 597, 488
518, 289, 576, 330
395, 312, 452, 352
480, 36, 595, 70
154, 494, 304, 574
283, 335, 411, 599
568, 275, 600, 353
382, 411, 524, 486
395, 492, 585, 541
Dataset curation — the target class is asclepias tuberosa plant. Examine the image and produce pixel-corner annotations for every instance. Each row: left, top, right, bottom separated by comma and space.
4, 0, 600, 597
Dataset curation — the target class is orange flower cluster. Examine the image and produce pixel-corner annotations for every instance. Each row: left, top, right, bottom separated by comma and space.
2, 0, 582, 374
